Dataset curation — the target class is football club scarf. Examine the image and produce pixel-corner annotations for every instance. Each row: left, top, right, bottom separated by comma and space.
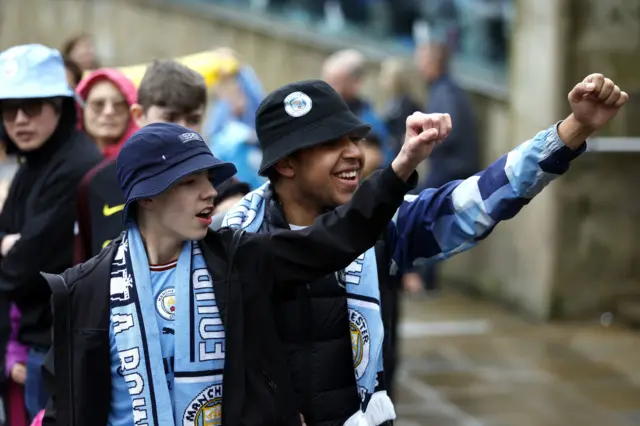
109, 226, 225, 425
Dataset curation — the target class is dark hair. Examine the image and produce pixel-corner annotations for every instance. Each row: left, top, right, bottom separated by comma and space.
137, 59, 207, 113
214, 181, 251, 207
63, 56, 83, 87
62, 34, 90, 57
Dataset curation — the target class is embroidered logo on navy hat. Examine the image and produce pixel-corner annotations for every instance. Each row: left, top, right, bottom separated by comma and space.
284, 91, 312, 118
178, 132, 203, 143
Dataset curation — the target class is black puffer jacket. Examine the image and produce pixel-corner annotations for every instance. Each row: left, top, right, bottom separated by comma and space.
256, 188, 400, 426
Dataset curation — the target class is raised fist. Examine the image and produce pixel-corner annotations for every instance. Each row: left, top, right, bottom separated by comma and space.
391, 112, 452, 180
402, 112, 451, 160
568, 73, 629, 132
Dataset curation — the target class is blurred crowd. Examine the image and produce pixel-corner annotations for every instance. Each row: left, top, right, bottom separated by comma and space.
0, 26, 481, 424
191, 0, 512, 66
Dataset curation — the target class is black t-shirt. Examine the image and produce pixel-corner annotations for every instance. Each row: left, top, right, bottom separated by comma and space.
77, 159, 125, 260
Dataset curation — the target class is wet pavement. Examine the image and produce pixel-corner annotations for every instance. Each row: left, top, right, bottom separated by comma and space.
393, 291, 640, 426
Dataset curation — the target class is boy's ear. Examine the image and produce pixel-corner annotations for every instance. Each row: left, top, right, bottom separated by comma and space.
130, 104, 146, 128
273, 157, 296, 179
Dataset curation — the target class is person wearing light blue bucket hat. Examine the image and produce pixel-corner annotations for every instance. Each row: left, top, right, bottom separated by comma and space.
0, 44, 102, 421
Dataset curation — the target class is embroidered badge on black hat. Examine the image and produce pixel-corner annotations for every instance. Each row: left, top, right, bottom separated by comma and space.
255, 79, 371, 175
283, 91, 312, 118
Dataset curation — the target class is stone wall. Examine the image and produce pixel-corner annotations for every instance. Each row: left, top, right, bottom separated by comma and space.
549, 0, 640, 319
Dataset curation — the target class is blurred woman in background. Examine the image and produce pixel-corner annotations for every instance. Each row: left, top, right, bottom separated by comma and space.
62, 33, 100, 72
379, 57, 422, 158
62, 56, 83, 90
76, 69, 138, 159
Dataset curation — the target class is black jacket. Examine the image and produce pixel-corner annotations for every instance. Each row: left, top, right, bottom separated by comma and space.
246, 188, 400, 426
0, 98, 102, 348
42, 167, 416, 426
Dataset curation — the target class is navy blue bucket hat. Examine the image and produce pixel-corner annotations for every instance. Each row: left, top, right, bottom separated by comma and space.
116, 123, 237, 223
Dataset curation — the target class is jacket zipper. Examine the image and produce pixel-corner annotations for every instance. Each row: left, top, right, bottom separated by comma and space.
261, 370, 280, 421
262, 370, 277, 391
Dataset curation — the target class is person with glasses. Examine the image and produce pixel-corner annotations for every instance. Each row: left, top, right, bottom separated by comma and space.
76, 68, 138, 159
0, 44, 102, 420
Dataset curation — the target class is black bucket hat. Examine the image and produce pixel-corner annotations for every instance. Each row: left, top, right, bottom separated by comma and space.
255, 79, 371, 176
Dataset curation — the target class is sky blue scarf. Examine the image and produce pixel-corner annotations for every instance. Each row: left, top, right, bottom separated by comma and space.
109, 226, 225, 425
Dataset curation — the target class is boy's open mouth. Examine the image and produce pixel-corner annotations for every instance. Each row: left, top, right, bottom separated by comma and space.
196, 207, 213, 219
333, 170, 359, 181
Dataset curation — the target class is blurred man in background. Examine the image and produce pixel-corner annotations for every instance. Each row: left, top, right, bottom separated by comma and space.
408, 41, 481, 292
0, 44, 102, 420
322, 49, 393, 166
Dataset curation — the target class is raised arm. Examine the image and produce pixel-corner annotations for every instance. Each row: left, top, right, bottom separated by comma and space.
387, 73, 629, 273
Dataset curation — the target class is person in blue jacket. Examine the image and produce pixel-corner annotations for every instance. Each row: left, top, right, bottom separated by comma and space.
216, 74, 628, 426
205, 64, 266, 189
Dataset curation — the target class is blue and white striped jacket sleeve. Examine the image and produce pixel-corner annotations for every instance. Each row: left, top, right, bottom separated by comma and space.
387, 123, 586, 274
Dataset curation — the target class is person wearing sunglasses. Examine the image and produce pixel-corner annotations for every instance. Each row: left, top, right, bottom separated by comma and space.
0, 44, 102, 421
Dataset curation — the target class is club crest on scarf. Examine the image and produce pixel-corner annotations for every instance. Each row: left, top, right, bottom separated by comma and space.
183, 384, 223, 426
349, 309, 370, 380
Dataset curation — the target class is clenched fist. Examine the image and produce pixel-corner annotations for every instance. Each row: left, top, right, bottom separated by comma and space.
391, 112, 452, 181
569, 73, 629, 131
560, 74, 629, 149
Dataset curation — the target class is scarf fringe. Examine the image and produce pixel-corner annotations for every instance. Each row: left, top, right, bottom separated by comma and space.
344, 410, 369, 426
344, 391, 396, 426
365, 391, 396, 425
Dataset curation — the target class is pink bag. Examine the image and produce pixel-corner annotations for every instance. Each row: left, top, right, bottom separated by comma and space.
30, 409, 45, 426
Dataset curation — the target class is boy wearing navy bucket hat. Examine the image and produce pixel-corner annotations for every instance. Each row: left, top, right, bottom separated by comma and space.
0, 44, 102, 420
40, 115, 449, 425
216, 76, 629, 426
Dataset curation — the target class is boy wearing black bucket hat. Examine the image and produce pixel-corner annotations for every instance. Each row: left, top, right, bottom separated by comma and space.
218, 75, 629, 426
39, 114, 447, 426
